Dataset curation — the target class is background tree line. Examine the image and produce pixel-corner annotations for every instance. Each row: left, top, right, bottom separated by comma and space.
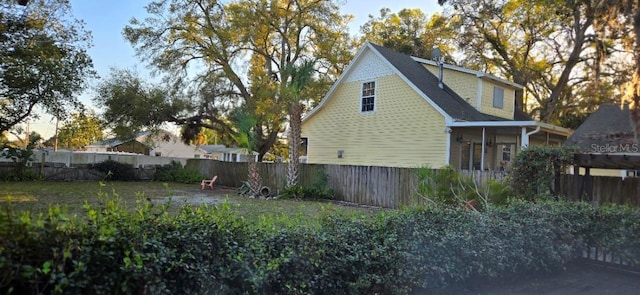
2, 0, 640, 159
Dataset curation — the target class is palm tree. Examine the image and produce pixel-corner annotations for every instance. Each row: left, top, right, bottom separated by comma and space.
230, 109, 261, 197
282, 60, 315, 188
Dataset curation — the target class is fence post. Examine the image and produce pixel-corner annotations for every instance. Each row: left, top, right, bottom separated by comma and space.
40, 152, 45, 176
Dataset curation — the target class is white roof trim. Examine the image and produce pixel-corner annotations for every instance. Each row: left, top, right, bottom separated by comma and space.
303, 42, 453, 122
303, 43, 371, 121
448, 121, 538, 127
412, 57, 524, 90
448, 120, 572, 136
366, 44, 452, 121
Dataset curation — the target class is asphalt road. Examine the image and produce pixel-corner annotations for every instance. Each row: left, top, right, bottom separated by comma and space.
417, 262, 640, 295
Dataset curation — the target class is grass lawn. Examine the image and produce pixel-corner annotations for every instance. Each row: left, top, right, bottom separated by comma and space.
0, 181, 376, 220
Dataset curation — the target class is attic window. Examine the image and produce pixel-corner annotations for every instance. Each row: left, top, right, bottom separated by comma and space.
361, 81, 376, 113
493, 87, 504, 109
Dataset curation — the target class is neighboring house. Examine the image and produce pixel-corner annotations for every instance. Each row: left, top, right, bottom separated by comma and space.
564, 104, 640, 178
86, 130, 207, 159
301, 42, 571, 169
198, 145, 259, 162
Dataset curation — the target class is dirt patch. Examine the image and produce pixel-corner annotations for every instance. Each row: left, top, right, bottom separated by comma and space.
421, 262, 640, 295
150, 188, 237, 206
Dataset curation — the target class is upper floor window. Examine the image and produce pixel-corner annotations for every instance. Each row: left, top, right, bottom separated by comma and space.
361, 81, 375, 113
493, 86, 504, 109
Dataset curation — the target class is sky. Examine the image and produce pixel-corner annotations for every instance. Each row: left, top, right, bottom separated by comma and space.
29, 0, 443, 139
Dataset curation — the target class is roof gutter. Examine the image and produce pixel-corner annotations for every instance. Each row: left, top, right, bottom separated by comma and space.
447, 120, 572, 136
447, 121, 538, 127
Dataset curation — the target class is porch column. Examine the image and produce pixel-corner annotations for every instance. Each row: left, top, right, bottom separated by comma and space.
481, 127, 486, 171
445, 127, 451, 166
521, 127, 528, 149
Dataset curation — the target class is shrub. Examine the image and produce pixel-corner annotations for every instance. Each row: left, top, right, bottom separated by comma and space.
508, 146, 577, 201
0, 170, 42, 181
415, 165, 479, 207
280, 169, 334, 199
2, 194, 640, 294
93, 160, 137, 181
153, 161, 204, 183
483, 178, 512, 206
414, 166, 513, 209
0, 142, 42, 181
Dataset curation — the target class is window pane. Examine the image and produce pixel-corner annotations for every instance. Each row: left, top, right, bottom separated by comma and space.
361, 97, 374, 112
361, 81, 375, 112
362, 82, 375, 96
493, 87, 504, 109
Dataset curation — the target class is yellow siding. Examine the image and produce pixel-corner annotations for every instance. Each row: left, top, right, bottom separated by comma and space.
424, 65, 477, 106
576, 167, 625, 177
480, 80, 515, 119
302, 75, 447, 168
423, 64, 515, 120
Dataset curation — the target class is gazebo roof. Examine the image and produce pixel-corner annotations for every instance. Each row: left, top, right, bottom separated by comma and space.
565, 104, 640, 170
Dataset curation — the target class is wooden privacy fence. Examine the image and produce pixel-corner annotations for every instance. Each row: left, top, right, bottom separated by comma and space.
0, 164, 156, 181
187, 160, 506, 208
559, 174, 640, 207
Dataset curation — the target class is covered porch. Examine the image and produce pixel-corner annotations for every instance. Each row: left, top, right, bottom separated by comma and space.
447, 121, 571, 171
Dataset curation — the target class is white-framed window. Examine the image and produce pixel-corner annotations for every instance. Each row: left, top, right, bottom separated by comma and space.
361, 81, 376, 113
493, 86, 504, 109
501, 144, 512, 162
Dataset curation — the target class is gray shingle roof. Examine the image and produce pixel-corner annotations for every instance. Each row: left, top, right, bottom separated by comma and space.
564, 104, 639, 152
369, 43, 522, 122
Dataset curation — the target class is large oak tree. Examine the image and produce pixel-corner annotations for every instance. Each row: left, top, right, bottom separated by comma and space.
439, 0, 631, 125
360, 8, 459, 62
0, 0, 94, 133
114, 0, 353, 160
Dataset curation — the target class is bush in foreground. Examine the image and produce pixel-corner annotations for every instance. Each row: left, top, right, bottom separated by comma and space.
0, 198, 638, 294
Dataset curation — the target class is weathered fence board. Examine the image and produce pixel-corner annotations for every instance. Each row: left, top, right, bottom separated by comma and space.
186, 160, 509, 208
560, 174, 640, 206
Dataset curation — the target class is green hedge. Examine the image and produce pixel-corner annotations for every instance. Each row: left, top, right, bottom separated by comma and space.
1, 200, 639, 294
152, 161, 204, 183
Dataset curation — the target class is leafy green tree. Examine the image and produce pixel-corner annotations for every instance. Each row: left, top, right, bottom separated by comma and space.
93, 68, 188, 139
282, 60, 314, 188
439, 0, 629, 124
56, 111, 104, 150
360, 8, 459, 61
230, 109, 261, 197
594, 1, 640, 109
182, 124, 234, 146
1, 131, 41, 178
118, 0, 353, 160
0, 0, 95, 134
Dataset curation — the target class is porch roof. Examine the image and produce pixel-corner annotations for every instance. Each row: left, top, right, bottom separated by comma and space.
447, 120, 572, 137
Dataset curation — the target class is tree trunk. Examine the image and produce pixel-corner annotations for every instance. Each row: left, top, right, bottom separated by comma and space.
286, 103, 303, 187
632, 3, 640, 110
247, 153, 261, 197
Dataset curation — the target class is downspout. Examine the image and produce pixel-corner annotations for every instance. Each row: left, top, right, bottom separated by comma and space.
521, 125, 541, 150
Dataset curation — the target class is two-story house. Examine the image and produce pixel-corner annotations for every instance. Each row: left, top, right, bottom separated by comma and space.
301, 42, 571, 169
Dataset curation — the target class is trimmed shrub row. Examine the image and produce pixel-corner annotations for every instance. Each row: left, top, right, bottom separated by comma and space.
1, 200, 639, 294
